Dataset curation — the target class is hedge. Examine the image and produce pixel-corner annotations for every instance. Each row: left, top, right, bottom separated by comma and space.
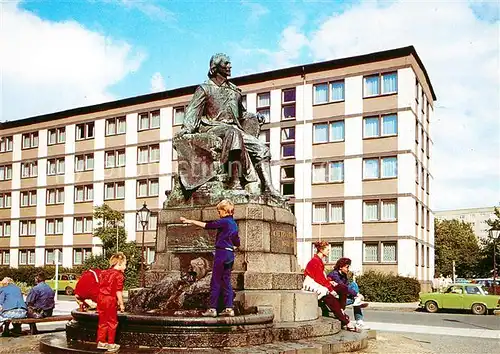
356, 271, 421, 303
0, 266, 85, 286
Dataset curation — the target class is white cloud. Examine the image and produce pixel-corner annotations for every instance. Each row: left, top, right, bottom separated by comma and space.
262, 1, 500, 210
150, 72, 166, 92
241, 1, 269, 24
0, 1, 145, 121
117, 0, 176, 23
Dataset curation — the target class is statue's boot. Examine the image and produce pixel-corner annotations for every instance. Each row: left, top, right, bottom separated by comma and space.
227, 160, 244, 190
255, 160, 287, 201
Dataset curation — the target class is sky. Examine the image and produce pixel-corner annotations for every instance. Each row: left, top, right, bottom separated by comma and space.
1, 0, 499, 211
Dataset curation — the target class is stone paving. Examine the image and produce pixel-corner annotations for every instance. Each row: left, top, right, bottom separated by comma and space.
0, 332, 434, 354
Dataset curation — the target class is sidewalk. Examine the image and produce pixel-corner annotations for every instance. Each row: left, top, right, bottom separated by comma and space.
366, 301, 419, 312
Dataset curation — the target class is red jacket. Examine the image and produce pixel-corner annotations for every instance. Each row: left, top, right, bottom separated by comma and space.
304, 254, 333, 292
75, 269, 102, 302
99, 268, 124, 297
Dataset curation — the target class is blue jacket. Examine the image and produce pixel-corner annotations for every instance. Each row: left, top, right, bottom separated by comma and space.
0, 284, 27, 312
26, 282, 55, 311
327, 269, 358, 297
205, 216, 240, 250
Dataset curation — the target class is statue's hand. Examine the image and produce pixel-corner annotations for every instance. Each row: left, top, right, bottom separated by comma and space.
256, 112, 266, 125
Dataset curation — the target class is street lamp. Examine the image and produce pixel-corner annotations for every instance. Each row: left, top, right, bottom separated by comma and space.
137, 202, 150, 288
492, 229, 500, 295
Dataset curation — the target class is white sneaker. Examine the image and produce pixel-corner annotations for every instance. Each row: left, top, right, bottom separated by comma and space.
352, 294, 365, 307
97, 342, 108, 350
106, 343, 120, 352
344, 321, 361, 332
356, 319, 370, 330
202, 308, 217, 317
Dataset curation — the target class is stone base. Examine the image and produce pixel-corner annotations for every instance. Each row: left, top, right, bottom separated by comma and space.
236, 290, 320, 322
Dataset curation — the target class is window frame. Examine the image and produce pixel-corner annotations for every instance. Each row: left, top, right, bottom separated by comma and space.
138, 110, 161, 131
313, 80, 345, 105
73, 216, 93, 234
312, 120, 345, 144
20, 190, 37, 207
137, 178, 159, 197
0, 137, 13, 153
0, 193, 12, 209
74, 185, 93, 203
104, 181, 125, 200
363, 72, 398, 98
363, 156, 398, 180
363, 199, 398, 222
312, 202, 344, 224
281, 88, 296, 121
105, 116, 126, 136
22, 132, 39, 149
0, 165, 12, 181
21, 161, 38, 178
173, 106, 186, 126
75, 122, 95, 141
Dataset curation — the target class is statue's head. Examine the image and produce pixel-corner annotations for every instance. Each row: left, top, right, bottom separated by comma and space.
208, 53, 231, 79
189, 257, 210, 281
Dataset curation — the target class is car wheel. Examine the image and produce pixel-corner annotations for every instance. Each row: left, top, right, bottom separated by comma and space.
471, 303, 486, 315
425, 300, 438, 313
65, 287, 74, 296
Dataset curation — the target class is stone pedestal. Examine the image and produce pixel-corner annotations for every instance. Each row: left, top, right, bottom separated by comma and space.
146, 203, 319, 322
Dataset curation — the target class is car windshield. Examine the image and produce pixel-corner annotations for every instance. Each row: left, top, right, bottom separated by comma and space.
464, 285, 485, 295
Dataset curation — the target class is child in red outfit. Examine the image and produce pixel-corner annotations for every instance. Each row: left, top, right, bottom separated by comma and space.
302, 241, 359, 332
75, 268, 101, 311
96, 252, 126, 353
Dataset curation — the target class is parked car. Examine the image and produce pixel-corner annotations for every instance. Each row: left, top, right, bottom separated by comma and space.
45, 273, 79, 295
419, 283, 500, 315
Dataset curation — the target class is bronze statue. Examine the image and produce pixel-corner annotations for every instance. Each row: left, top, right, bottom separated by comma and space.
171, 53, 285, 204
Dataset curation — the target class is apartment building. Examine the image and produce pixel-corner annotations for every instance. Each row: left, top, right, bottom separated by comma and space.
435, 207, 497, 241
0, 46, 435, 284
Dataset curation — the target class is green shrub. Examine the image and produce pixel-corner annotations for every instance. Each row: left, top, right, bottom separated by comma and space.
356, 271, 421, 303
15, 281, 32, 295
0, 266, 84, 286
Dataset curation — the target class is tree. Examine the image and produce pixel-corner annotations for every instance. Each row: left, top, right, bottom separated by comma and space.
82, 204, 142, 289
434, 219, 481, 278
477, 207, 500, 278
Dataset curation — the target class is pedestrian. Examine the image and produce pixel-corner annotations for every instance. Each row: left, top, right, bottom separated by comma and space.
327, 258, 368, 330
180, 199, 240, 317
26, 273, 55, 318
302, 241, 359, 332
75, 268, 102, 311
432, 275, 440, 292
96, 252, 126, 352
0, 277, 27, 335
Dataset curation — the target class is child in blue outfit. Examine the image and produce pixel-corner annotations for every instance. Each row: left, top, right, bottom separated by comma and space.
180, 199, 240, 317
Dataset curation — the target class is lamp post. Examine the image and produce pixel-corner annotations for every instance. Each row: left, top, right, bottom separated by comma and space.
492, 229, 500, 295
137, 203, 150, 288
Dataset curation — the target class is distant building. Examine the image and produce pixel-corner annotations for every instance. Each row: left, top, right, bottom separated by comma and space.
435, 207, 497, 241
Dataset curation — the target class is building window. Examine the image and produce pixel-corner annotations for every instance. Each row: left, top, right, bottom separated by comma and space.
20, 220, 36, 236
75, 153, 94, 172
136, 213, 158, 231
46, 218, 64, 235
137, 144, 160, 164
0, 222, 11, 237
281, 127, 295, 158
313, 202, 344, 223
73, 248, 92, 265
138, 110, 160, 131
0, 193, 12, 209
146, 247, 155, 264
0, 165, 12, 181
19, 249, 35, 265
137, 179, 159, 197
20, 190, 37, 207
313, 80, 345, 104
282, 88, 296, 120
47, 158, 65, 175
363, 200, 397, 222
281, 166, 295, 181
0, 137, 13, 152
173, 106, 185, 126
281, 127, 295, 142
363, 114, 397, 138
104, 182, 125, 200
0, 250, 10, 265
21, 161, 38, 178
363, 157, 397, 179
76, 122, 95, 140
364, 72, 398, 97
313, 121, 344, 143
327, 243, 343, 264
382, 242, 397, 262
74, 216, 93, 234
22, 132, 39, 149
256, 92, 270, 121
46, 188, 65, 205
45, 248, 63, 265
106, 116, 126, 136
105, 149, 126, 168
281, 182, 294, 196
313, 161, 344, 183
74, 185, 93, 202
363, 243, 379, 262
48, 127, 66, 145
259, 130, 270, 146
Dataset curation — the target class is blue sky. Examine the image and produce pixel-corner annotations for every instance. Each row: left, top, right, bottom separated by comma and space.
1, 0, 499, 210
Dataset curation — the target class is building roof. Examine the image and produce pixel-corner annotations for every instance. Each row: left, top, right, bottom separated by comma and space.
0, 45, 436, 130
435, 206, 497, 215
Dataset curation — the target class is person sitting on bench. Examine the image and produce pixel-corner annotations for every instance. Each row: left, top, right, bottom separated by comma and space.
0, 277, 27, 335
26, 274, 55, 318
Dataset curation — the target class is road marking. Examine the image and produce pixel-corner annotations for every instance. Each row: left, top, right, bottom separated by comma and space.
366, 321, 500, 339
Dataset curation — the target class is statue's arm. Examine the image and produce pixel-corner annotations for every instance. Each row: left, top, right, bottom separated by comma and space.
179, 86, 207, 135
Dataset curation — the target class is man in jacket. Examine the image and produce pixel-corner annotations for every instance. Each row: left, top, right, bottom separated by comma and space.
0, 277, 27, 335
26, 273, 55, 318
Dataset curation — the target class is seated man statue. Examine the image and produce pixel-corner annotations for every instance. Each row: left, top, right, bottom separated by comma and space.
173, 53, 283, 201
